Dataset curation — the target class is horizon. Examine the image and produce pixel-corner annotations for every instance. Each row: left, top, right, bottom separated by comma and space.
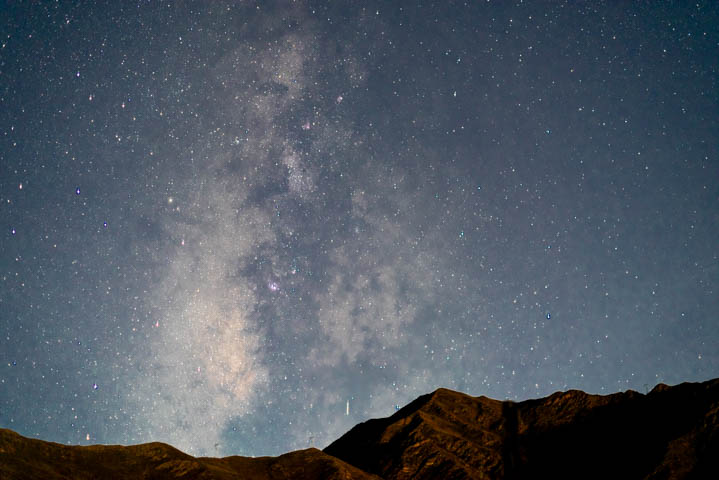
2, 376, 716, 457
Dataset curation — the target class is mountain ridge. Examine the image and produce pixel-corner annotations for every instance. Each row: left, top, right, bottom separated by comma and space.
2, 378, 718, 479
325, 378, 719, 479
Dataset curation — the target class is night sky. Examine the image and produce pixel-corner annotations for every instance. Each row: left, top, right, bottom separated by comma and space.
1, 1, 718, 457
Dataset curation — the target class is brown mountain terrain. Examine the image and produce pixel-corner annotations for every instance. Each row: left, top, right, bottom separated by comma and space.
1, 378, 717, 479
0, 429, 380, 480
325, 378, 719, 479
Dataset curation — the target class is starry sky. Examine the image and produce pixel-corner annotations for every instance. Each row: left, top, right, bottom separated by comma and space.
1, 0, 718, 457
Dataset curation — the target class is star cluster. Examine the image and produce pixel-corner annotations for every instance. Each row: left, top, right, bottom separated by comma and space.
1, 1, 717, 456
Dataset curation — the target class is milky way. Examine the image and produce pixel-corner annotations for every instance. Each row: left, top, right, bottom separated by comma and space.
1, 1, 718, 456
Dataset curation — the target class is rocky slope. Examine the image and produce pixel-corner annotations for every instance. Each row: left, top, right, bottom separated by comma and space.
325, 378, 719, 479
0, 429, 379, 480
1, 378, 717, 479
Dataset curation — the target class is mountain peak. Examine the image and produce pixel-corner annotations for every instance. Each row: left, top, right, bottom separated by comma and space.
2, 379, 718, 479
325, 378, 719, 479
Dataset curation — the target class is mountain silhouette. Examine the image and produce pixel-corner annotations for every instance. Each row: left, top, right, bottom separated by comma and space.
2, 378, 717, 479
325, 379, 719, 479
